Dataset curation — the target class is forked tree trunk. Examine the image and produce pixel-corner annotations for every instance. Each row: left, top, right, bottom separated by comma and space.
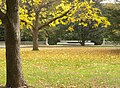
5, 0, 26, 87
32, 29, 39, 50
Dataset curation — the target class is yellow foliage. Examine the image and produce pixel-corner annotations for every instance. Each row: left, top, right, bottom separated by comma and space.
19, 0, 110, 31
68, 26, 74, 32
65, 1, 110, 30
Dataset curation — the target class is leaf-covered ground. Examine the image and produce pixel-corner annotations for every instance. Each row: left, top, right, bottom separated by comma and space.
0, 47, 120, 88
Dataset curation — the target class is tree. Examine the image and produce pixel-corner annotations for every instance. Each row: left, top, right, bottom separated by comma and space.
64, 1, 111, 46
19, 0, 110, 48
102, 4, 120, 44
20, 0, 76, 50
0, 0, 27, 87
20, 0, 87, 50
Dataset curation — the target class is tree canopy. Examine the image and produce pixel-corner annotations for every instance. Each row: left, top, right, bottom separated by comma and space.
0, 0, 111, 48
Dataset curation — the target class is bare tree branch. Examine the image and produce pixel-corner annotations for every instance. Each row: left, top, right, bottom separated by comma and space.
0, 0, 6, 13
0, 0, 6, 21
20, 19, 34, 33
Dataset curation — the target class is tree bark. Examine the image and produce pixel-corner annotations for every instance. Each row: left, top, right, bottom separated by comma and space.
5, 0, 26, 87
32, 29, 39, 50
32, 12, 39, 50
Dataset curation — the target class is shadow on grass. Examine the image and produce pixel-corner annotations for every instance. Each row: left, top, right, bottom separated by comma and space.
109, 49, 120, 54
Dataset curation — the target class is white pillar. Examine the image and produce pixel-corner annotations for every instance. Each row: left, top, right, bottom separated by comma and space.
46, 37, 49, 46
102, 38, 106, 45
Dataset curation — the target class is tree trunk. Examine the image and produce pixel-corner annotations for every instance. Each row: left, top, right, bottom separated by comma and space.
32, 12, 39, 50
81, 29, 85, 46
32, 29, 39, 50
81, 39, 85, 46
5, 0, 26, 87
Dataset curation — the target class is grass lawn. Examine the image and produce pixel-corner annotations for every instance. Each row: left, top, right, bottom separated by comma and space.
0, 47, 120, 88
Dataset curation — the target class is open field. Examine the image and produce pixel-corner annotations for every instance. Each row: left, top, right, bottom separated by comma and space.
0, 47, 120, 88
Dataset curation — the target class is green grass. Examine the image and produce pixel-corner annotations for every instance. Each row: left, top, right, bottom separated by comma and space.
0, 47, 120, 88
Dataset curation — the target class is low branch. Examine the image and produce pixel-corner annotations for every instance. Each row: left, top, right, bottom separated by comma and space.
20, 20, 34, 33
38, 8, 72, 30
21, 20, 34, 29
